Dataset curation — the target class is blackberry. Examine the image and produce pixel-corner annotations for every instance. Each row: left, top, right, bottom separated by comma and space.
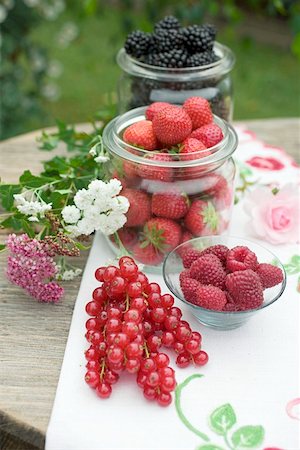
202, 24, 217, 41
180, 25, 215, 52
154, 15, 181, 32
146, 49, 188, 68
152, 29, 183, 53
124, 30, 152, 58
187, 51, 219, 67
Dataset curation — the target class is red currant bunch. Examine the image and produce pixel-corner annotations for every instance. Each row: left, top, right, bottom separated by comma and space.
84, 256, 208, 406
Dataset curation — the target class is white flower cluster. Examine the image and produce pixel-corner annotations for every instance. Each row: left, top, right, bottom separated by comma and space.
89, 137, 110, 163
56, 267, 82, 281
14, 193, 52, 222
62, 178, 129, 237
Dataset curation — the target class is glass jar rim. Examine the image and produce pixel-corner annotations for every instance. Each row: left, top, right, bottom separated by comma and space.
103, 106, 238, 169
116, 42, 235, 82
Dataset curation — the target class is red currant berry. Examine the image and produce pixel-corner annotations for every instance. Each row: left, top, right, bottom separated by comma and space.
119, 258, 138, 280
180, 320, 191, 329
127, 281, 143, 297
97, 310, 108, 325
160, 376, 176, 393
135, 272, 149, 288
85, 370, 100, 388
85, 329, 94, 343
169, 306, 182, 319
107, 307, 122, 319
145, 283, 161, 295
175, 325, 191, 343
176, 352, 191, 368
157, 391, 172, 407
146, 371, 160, 387
164, 315, 179, 331
119, 256, 135, 266
98, 341, 107, 357
92, 286, 108, 304
133, 334, 145, 345
125, 342, 143, 358
161, 294, 174, 308
161, 331, 175, 347
150, 307, 167, 323
96, 382, 112, 398
131, 296, 147, 312
147, 293, 161, 308
113, 332, 130, 349
174, 341, 185, 354
106, 318, 122, 333
190, 331, 202, 343
90, 331, 104, 346
95, 266, 106, 282
107, 361, 124, 372
147, 335, 162, 352
185, 338, 200, 355
140, 358, 156, 373
142, 320, 154, 336
124, 308, 142, 323
107, 346, 124, 364
85, 318, 101, 331
110, 276, 127, 295
143, 385, 157, 401
103, 266, 120, 282
86, 360, 101, 371
86, 301, 102, 316
137, 371, 147, 388
122, 321, 139, 340
193, 350, 209, 366
103, 369, 119, 385
125, 358, 141, 373
85, 346, 100, 361
158, 367, 175, 378
154, 353, 170, 368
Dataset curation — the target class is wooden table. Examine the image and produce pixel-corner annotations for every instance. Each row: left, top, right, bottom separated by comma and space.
0, 118, 299, 450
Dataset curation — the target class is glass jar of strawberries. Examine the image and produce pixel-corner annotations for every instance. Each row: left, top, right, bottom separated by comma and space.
103, 97, 238, 271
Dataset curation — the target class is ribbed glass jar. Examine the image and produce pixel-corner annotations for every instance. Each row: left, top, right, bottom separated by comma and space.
103, 106, 238, 272
117, 42, 235, 122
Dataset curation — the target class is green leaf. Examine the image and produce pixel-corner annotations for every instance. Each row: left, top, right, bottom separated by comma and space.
197, 445, 225, 450
290, 255, 300, 268
209, 403, 236, 436
49, 192, 68, 210
0, 244, 6, 252
231, 425, 264, 448
284, 264, 300, 275
20, 219, 36, 238
0, 184, 22, 211
1, 216, 22, 231
75, 241, 91, 250
19, 170, 54, 188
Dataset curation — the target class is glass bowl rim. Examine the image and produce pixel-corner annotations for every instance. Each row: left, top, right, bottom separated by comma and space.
162, 235, 287, 315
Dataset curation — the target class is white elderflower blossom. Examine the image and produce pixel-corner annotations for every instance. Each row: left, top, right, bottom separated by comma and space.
61, 205, 81, 224
62, 178, 129, 237
14, 193, 52, 220
94, 155, 109, 163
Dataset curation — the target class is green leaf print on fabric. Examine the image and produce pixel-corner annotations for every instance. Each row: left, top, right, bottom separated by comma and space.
231, 426, 264, 448
210, 404, 237, 435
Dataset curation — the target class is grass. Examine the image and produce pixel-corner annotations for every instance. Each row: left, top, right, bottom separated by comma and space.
29, 10, 300, 131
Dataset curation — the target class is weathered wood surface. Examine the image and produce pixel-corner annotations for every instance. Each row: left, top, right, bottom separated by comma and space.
0, 118, 299, 450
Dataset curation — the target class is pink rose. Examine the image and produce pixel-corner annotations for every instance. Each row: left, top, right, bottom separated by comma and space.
244, 184, 300, 244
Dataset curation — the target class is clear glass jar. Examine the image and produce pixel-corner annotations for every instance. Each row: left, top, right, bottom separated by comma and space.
117, 43, 235, 122
103, 106, 238, 272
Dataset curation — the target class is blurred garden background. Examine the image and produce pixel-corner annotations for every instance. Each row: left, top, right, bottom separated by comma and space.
1, 0, 300, 140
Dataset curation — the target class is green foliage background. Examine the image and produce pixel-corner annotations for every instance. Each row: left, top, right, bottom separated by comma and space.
1, 0, 300, 140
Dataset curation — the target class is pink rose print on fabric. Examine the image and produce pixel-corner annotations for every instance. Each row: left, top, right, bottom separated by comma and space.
246, 156, 284, 171
286, 398, 300, 420
244, 184, 300, 245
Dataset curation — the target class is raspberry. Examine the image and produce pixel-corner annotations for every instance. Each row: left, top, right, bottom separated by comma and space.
195, 284, 227, 310
190, 254, 226, 289
152, 106, 192, 145
256, 263, 284, 289
183, 97, 213, 129
179, 271, 200, 304
226, 246, 258, 272
225, 269, 264, 310
200, 244, 229, 265
182, 248, 202, 268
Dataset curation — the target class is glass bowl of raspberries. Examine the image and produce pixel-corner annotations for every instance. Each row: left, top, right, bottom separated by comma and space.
103, 100, 238, 271
163, 236, 286, 330
117, 16, 235, 121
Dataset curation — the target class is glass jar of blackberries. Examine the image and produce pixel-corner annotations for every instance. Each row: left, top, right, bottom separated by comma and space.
117, 17, 235, 121
103, 104, 238, 272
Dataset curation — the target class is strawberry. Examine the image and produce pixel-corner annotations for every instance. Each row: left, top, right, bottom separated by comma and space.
132, 241, 164, 265
201, 174, 232, 210
190, 254, 226, 289
143, 218, 182, 252
179, 138, 211, 161
184, 200, 219, 236
191, 123, 223, 148
183, 97, 213, 129
151, 192, 189, 219
123, 120, 158, 151
256, 263, 284, 289
225, 269, 264, 310
122, 188, 151, 227
145, 102, 171, 121
152, 106, 192, 145
195, 285, 227, 310
122, 161, 139, 182
110, 228, 138, 250
137, 153, 173, 182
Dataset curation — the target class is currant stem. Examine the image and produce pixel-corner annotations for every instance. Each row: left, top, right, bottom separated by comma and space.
175, 374, 209, 442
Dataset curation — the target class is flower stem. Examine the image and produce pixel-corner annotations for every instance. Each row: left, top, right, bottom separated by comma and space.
174, 374, 209, 442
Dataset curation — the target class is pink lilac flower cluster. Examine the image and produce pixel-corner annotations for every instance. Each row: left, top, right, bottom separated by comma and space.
6, 234, 64, 303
